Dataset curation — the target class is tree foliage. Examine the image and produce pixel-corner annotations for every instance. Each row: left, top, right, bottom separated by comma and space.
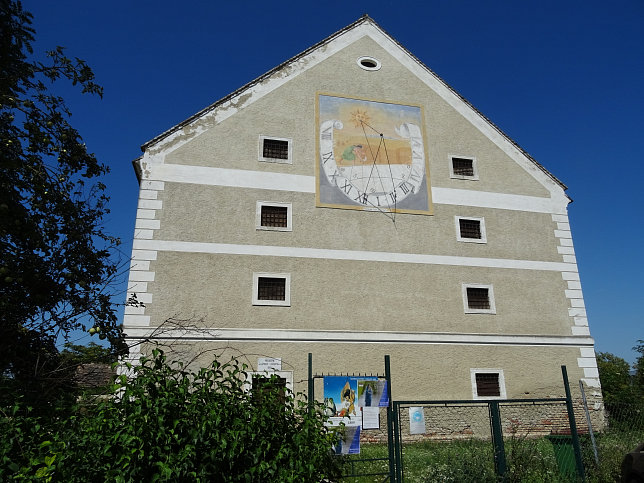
0, 0, 125, 407
597, 351, 640, 406
634, 340, 644, 390
1, 350, 341, 481
59, 341, 116, 365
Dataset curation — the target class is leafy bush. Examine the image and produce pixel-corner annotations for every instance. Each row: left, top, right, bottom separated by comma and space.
1, 349, 340, 481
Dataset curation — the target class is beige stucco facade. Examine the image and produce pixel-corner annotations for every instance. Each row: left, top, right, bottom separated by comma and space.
124, 17, 600, 405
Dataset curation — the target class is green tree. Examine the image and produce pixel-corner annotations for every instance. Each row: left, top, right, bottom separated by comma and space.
0, 0, 124, 410
596, 352, 638, 406
634, 340, 644, 390
59, 341, 116, 366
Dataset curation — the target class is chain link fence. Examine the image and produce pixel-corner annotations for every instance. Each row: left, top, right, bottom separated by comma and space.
582, 402, 644, 482
345, 401, 644, 482
392, 399, 583, 482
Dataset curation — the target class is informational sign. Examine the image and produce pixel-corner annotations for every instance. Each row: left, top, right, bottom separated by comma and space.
362, 407, 380, 430
257, 358, 281, 372
409, 407, 426, 435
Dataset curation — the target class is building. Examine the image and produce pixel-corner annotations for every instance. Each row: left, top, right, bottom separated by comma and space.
123, 16, 600, 407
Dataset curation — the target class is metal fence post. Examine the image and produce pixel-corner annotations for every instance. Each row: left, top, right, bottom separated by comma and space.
562, 365, 586, 481
394, 403, 403, 483
308, 353, 314, 414
579, 380, 599, 465
385, 355, 397, 482
489, 401, 507, 479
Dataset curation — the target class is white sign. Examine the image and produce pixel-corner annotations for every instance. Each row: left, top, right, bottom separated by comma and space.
257, 358, 281, 371
362, 407, 380, 430
409, 407, 426, 435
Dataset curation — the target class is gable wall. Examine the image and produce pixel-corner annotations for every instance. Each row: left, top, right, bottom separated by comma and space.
165, 36, 549, 198
124, 26, 599, 401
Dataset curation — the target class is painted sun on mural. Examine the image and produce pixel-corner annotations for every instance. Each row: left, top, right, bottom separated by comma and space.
316, 94, 432, 215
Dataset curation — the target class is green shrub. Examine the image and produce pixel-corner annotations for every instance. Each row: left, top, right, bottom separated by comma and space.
1, 349, 340, 481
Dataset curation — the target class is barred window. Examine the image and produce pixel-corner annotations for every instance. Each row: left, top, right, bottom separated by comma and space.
462, 284, 496, 314
256, 202, 292, 231
450, 155, 478, 180
459, 218, 481, 239
252, 375, 287, 404
475, 373, 500, 397
259, 136, 292, 163
453, 157, 473, 176
253, 273, 291, 306
467, 287, 490, 310
258, 277, 286, 301
261, 205, 288, 228
262, 139, 289, 160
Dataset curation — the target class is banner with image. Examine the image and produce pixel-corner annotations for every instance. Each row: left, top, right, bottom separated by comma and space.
324, 376, 361, 454
357, 378, 389, 407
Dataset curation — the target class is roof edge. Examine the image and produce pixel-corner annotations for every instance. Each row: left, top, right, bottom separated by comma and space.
141, 14, 374, 152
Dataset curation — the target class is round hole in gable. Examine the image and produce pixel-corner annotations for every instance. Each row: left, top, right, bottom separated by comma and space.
357, 56, 381, 71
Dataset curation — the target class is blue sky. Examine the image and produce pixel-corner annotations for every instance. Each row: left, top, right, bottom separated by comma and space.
25, 1, 643, 363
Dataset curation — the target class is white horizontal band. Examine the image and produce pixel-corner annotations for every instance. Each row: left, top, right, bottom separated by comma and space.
146, 164, 566, 214
133, 239, 576, 272
123, 327, 594, 347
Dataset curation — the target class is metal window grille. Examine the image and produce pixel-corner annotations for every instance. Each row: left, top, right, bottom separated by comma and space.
453, 157, 474, 176
467, 287, 490, 310
252, 375, 287, 404
459, 219, 481, 239
475, 373, 501, 397
261, 205, 288, 227
262, 139, 289, 160
257, 277, 286, 301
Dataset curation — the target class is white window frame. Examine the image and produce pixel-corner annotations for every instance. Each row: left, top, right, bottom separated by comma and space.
449, 154, 479, 180
455, 216, 487, 243
462, 283, 496, 314
245, 370, 294, 393
252, 272, 291, 306
256, 201, 292, 232
470, 368, 506, 400
258, 135, 293, 164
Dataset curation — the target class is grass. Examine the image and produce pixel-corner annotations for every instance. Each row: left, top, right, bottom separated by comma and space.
336, 427, 644, 482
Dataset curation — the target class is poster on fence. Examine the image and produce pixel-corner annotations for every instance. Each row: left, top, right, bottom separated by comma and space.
362, 406, 380, 429
324, 376, 361, 454
409, 407, 426, 435
324, 376, 361, 423
333, 425, 361, 455
357, 378, 389, 407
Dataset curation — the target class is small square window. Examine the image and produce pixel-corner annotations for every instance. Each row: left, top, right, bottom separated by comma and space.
253, 273, 291, 306
467, 288, 490, 309
261, 205, 287, 227
259, 136, 292, 164
449, 155, 478, 180
476, 373, 500, 396
245, 370, 294, 394
252, 375, 288, 404
471, 369, 506, 399
462, 284, 496, 314
455, 216, 487, 243
256, 202, 292, 231
258, 277, 285, 300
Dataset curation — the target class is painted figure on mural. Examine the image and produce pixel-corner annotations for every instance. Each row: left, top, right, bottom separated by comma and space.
341, 144, 367, 164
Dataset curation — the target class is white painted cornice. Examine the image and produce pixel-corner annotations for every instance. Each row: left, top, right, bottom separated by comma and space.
123, 326, 595, 348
